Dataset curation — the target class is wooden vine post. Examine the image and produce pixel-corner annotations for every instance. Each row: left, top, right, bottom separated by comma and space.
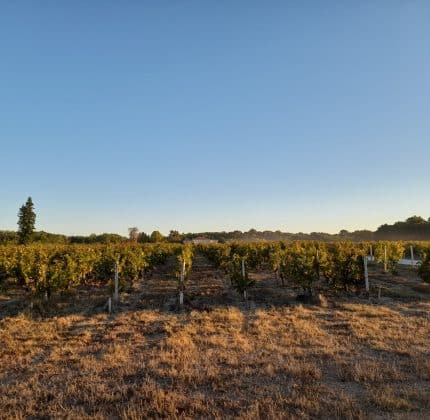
114, 261, 119, 303
384, 246, 388, 273
316, 249, 321, 280
242, 258, 247, 300
179, 258, 185, 307
364, 256, 369, 292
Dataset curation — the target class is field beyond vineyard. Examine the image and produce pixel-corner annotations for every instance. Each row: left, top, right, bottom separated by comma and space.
1, 242, 430, 418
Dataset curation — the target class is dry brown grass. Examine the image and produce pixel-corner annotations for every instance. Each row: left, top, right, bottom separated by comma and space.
1, 301, 429, 419
1, 258, 430, 419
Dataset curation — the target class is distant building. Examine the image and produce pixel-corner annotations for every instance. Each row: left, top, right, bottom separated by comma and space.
184, 237, 218, 245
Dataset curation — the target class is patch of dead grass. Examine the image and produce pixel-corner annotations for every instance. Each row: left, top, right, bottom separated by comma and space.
0, 300, 429, 418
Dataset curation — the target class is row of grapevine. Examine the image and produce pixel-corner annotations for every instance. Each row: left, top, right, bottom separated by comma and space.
0, 243, 180, 297
175, 244, 194, 281
174, 244, 194, 306
1, 240, 429, 302
200, 241, 430, 295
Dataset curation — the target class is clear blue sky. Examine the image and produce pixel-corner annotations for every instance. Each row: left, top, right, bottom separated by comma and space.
1, 2, 429, 235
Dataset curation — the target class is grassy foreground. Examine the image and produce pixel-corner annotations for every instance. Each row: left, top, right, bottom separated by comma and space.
1, 300, 429, 419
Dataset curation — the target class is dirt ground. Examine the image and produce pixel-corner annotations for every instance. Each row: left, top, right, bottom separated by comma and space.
1, 254, 429, 419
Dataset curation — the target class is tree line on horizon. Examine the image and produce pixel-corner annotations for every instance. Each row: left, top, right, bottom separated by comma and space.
2, 197, 430, 244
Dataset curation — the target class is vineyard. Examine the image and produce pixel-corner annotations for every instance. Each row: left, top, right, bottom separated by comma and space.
1, 240, 430, 418
1, 240, 429, 307
0, 243, 177, 298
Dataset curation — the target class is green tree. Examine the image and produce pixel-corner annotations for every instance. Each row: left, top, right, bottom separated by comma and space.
128, 227, 139, 242
150, 230, 164, 243
168, 230, 183, 243
17, 197, 36, 244
138, 232, 150, 243
405, 216, 427, 224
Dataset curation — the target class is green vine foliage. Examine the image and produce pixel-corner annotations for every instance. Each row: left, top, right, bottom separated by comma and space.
175, 245, 194, 282
0, 243, 177, 297
373, 241, 405, 274
228, 255, 255, 297
417, 247, 430, 283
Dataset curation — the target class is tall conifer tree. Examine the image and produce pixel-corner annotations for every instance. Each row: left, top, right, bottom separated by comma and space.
17, 197, 36, 244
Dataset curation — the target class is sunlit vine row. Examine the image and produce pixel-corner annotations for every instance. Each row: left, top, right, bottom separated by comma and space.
0, 243, 180, 296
